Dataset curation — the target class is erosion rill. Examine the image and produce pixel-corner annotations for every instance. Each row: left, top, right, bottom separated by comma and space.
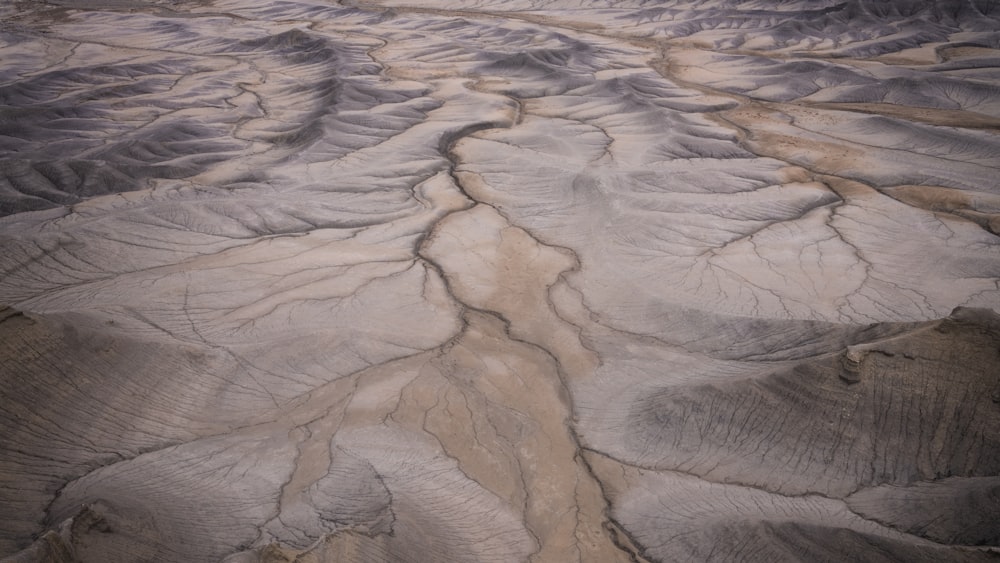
1, 1, 999, 562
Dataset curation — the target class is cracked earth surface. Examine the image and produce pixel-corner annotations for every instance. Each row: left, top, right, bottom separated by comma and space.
1, 0, 1000, 561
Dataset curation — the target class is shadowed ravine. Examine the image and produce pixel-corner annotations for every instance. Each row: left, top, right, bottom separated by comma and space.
1, 1, 999, 562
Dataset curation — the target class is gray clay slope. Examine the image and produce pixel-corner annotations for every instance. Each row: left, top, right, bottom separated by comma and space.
1, 1, 999, 562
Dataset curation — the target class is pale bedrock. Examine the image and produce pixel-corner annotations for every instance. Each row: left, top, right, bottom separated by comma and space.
587, 452, 999, 563
0, 305, 287, 555
3, 309, 613, 562
667, 48, 1000, 120
0, 6, 405, 215
846, 476, 1000, 546
575, 309, 1000, 561
1, 0, 1000, 562
457, 115, 1000, 323
577, 308, 1000, 498
719, 104, 1000, 194
441, 26, 1000, 324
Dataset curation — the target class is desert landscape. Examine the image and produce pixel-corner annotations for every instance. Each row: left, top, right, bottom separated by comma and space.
1, 0, 999, 561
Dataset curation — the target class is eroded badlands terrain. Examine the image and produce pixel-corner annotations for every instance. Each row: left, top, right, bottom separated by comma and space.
2, 0, 1000, 561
